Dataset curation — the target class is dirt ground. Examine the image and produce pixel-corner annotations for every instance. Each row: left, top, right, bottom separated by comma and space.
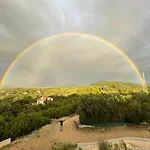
2, 115, 150, 150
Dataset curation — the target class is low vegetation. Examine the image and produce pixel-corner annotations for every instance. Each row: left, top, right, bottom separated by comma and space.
98, 140, 131, 150
0, 81, 149, 142
51, 140, 130, 150
51, 142, 78, 150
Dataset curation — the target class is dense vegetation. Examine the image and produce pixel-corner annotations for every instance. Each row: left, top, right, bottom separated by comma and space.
0, 95, 81, 141
0, 81, 149, 142
78, 92, 150, 125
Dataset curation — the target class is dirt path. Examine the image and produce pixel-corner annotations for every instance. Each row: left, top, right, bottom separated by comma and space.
2, 115, 150, 150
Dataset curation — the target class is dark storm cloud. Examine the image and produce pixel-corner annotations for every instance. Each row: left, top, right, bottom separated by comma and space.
0, 0, 150, 87
3, 35, 141, 87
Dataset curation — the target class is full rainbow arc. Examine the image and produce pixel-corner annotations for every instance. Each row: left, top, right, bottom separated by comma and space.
0, 32, 145, 88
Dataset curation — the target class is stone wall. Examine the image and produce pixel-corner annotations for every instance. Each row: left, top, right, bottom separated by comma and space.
78, 142, 99, 150
0, 138, 11, 148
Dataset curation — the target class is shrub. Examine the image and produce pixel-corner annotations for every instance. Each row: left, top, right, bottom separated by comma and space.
98, 140, 131, 150
51, 142, 77, 150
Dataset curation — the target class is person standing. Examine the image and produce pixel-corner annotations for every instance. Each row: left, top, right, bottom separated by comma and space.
59, 119, 65, 131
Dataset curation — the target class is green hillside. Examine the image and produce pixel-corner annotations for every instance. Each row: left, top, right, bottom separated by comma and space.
0, 81, 150, 142
0, 81, 144, 101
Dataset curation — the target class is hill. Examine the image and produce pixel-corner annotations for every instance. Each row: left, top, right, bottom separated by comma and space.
0, 81, 145, 101
0, 81, 150, 147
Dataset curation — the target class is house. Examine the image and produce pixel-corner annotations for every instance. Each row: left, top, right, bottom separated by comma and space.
36, 96, 54, 105
5, 93, 9, 96
37, 97, 46, 105
23, 92, 28, 95
46, 96, 54, 101
0, 90, 4, 93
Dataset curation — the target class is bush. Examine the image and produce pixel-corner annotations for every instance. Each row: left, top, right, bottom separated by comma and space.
51, 142, 77, 150
78, 93, 150, 125
98, 140, 130, 150
0, 113, 51, 141
0, 93, 81, 141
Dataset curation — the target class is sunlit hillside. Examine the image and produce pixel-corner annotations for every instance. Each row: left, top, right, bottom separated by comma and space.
0, 81, 150, 147
0, 81, 145, 101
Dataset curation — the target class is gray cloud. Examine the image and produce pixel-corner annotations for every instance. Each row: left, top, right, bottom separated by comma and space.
3, 35, 141, 87
0, 0, 150, 87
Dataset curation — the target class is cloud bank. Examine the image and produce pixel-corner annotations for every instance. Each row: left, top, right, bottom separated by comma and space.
3, 35, 141, 87
0, 0, 150, 87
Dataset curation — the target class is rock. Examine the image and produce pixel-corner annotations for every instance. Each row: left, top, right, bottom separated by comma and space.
141, 122, 149, 125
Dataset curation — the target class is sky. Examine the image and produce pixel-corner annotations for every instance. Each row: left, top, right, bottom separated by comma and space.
0, 0, 150, 87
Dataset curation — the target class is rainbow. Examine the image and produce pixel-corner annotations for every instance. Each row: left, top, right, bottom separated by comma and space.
0, 32, 145, 88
